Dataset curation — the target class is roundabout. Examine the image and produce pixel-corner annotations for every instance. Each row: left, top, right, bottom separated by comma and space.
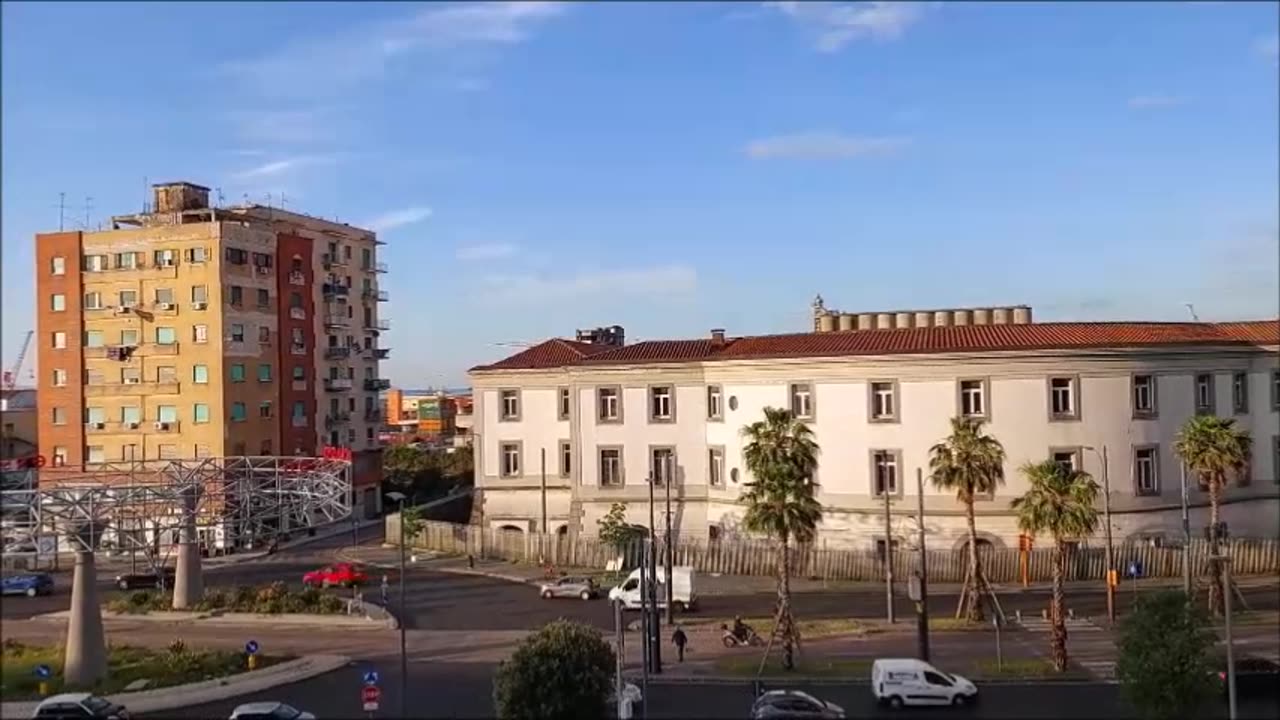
0, 454, 353, 685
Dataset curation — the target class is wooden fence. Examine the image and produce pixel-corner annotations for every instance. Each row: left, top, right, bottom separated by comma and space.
386, 516, 1280, 583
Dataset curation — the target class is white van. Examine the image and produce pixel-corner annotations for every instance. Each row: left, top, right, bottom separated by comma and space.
871, 658, 978, 709
607, 566, 697, 611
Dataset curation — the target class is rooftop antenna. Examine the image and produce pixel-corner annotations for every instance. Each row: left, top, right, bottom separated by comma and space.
80, 196, 94, 230
142, 176, 150, 213
1185, 303, 1201, 322
54, 192, 67, 231
280, 192, 287, 212
215, 188, 225, 207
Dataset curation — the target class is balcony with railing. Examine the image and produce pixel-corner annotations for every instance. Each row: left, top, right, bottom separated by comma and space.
323, 314, 350, 329
362, 289, 389, 302
364, 346, 390, 360
324, 346, 351, 360
363, 319, 391, 332
373, 262, 388, 274
84, 381, 181, 397
325, 412, 352, 429
363, 378, 392, 392
322, 283, 349, 298
323, 378, 354, 392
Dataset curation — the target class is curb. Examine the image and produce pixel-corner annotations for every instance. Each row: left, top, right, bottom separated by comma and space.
34, 610, 397, 630
428, 564, 541, 586
633, 674, 1114, 687
0, 654, 350, 717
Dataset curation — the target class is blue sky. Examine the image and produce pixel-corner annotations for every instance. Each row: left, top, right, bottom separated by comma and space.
3, 1, 1277, 388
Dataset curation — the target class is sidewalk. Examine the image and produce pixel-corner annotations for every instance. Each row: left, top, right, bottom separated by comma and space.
334, 546, 1280, 597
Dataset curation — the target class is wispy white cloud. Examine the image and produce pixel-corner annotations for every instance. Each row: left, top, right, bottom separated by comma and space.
364, 207, 433, 233
1255, 34, 1279, 65
1127, 94, 1188, 110
476, 265, 697, 304
226, 109, 338, 145
456, 243, 519, 261
219, 2, 568, 98
764, 1, 928, 52
744, 132, 910, 160
231, 155, 337, 180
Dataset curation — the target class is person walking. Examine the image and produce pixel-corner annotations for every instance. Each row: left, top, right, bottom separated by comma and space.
671, 624, 688, 662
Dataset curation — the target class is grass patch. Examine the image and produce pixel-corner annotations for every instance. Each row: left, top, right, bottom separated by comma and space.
105, 582, 347, 616
0, 639, 287, 701
714, 655, 873, 678
971, 658, 1064, 679
685, 616, 877, 639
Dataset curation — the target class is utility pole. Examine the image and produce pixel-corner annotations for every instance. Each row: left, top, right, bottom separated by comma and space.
883, 486, 895, 624
646, 475, 662, 673
614, 598, 627, 719
664, 455, 674, 625
540, 449, 548, 534
1218, 555, 1238, 720
915, 468, 930, 661
1180, 463, 1192, 598
1086, 445, 1117, 624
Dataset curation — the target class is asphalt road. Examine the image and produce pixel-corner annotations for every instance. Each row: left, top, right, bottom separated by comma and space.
151, 664, 1280, 720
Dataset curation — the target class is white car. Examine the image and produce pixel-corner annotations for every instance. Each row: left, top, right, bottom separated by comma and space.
871, 658, 979, 709
228, 702, 315, 720
32, 693, 129, 719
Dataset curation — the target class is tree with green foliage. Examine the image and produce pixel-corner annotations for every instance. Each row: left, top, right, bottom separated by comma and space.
383, 444, 432, 495
400, 505, 425, 545
928, 416, 1006, 621
740, 407, 822, 672
596, 502, 647, 556
1012, 460, 1100, 672
492, 619, 616, 720
1116, 590, 1218, 719
1174, 415, 1252, 616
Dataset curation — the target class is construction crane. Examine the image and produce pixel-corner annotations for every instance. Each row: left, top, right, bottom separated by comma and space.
3, 330, 34, 390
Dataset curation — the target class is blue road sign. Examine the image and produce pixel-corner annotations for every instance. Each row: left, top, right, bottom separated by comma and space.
1127, 560, 1143, 578
245, 640, 260, 655
363, 669, 380, 686
34, 664, 51, 679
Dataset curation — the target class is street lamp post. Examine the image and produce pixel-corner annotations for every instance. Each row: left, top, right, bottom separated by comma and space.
1214, 555, 1238, 720
387, 491, 410, 720
664, 456, 674, 626
646, 474, 662, 674
1180, 464, 1192, 597
1084, 446, 1116, 624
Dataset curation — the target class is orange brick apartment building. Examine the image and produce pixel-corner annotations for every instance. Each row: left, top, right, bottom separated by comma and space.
35, 182, 390, 519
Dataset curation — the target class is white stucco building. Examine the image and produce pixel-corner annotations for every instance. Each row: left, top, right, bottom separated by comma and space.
468, 308, 1280, 550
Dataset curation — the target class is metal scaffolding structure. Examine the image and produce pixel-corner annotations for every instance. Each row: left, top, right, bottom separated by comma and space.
0, 455, 352, 557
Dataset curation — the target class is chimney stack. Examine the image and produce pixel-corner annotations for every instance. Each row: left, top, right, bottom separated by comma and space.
710, 328, 726, 347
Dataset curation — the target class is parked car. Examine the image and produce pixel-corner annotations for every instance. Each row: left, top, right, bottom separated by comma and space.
115, 567, 176, 591
32, 692, 129, 719
2, 572, 54, 597
228, 701, 314, 720
302, 562, 367, 588
751, 690, 845, 719
1217, 656, 1280, 698
871, 658, 979, 709
539, 576, 598, 600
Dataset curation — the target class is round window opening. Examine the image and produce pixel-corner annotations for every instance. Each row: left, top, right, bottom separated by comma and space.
728, 396, 739, 411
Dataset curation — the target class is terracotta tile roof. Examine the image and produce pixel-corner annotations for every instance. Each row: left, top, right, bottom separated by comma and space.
470, 320, 1279, 372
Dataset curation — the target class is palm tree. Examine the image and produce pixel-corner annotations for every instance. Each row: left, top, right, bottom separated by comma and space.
741, 407, 822, 671
1012, 460, 1100, 672
928, 417, 1006, 621
1174, 415, 1253, 616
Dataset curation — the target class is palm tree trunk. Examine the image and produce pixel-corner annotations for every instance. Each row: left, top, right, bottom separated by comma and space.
778, 537, 796, 671
1207, 473, 1224, 616
1050, 537, 1069, 672
963, 498, 984, 622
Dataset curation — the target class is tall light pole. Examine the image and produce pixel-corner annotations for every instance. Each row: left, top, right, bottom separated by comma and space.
1214, 555, 1238, 720
1179, 463, 1192, 597
1084, 445, 1116, 624
387, 491, 409, 720
646, 473, 662, 673
915, 468, 930, 661
883, 487, 895, 624
664, 455, 674, 626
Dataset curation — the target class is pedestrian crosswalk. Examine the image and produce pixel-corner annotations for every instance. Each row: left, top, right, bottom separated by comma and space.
1016, 616, 1117, 680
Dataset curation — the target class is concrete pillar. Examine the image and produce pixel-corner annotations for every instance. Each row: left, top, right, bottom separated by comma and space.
64, 551, 107, 686
172, 491, 204, 609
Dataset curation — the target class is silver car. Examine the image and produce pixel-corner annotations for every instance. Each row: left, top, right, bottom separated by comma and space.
539, 576, 598, 600
751, 690, 845, 719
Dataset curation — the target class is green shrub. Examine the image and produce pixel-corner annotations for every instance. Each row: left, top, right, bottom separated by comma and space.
493, 620, 615, 720
167, 638, 187, 656
1117, 590, 1217, 719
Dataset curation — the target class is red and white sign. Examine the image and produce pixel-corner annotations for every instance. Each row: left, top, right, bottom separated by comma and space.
362, 685, 380, 712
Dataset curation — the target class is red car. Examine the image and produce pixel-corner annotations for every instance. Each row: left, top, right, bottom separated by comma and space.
302, 562, 368, 588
